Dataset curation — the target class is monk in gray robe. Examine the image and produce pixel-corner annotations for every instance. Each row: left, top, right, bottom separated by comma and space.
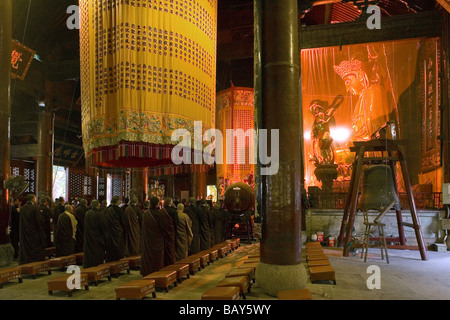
185, 198, 201, 255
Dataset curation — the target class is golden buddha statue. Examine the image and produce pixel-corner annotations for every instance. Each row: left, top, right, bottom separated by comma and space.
334, 57, 391, 142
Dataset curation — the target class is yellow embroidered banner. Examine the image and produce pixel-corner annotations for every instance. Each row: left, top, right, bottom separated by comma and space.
80, 0, 217, 169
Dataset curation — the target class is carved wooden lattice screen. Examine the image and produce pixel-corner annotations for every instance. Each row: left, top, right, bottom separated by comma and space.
68, 168, 97, 202
10, 159, 36, 202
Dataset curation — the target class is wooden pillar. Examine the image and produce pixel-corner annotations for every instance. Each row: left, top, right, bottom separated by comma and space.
254, 0, 307, 296
131, 168, 147, 203
0, 0, 12, 264
166, 174, 175, 199
36, 84, 54, 200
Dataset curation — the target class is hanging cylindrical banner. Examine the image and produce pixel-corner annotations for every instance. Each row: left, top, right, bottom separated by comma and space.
216, 86, 255, 198
80, 0, 217, 171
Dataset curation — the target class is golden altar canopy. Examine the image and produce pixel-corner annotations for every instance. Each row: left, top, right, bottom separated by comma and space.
80, 0, 217, 171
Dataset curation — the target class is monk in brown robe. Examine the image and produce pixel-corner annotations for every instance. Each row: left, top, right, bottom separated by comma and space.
175, 203, 193, 261
140, 197, 173, 277
124, 197, 141, 257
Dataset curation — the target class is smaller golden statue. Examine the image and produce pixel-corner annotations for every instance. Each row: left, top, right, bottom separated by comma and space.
309, 95, 344, 166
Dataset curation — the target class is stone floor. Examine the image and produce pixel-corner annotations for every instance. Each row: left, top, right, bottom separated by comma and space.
1, 240, 450, 302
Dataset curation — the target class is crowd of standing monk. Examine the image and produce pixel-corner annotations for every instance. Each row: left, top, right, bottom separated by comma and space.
8, 194, 231, 276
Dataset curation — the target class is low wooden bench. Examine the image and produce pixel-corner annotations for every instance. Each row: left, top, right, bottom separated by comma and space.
305, 242, 322, 248
203, 248, 219, 262
306, 247, 324, 254
306, 254, 329, 262
47, 272, 89, 297
238, 262, 258, 270
19, 261, 52, 279
115, 279, 156, 300
160, 264, 190, 283
0, 267, 22, 288
49, 255, 77, 270
120, 256, 141, 270
309, 265, 336, 285
190, 252, 210, 268
307, 259, 330, 267
216, 275, 250, 299
74, 253, 83, 265
201, 286, 240, 300
213, 243, 231, 258
226, 238, 240, 251
45, 247, 56, 259
82, 265, 112, 286
143, 270, 178, 292
243, 257, 260, 264
175, 257, 201, 275
277, 289, 313, 300
100, 260, 130, 277
225, 267, 254, 288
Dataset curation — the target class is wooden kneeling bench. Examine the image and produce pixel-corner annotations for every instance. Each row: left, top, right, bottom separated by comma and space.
0, 267, 22, 288
201, 286, 240, 300
73, 253, 83, 265
277, 289, 313, 300
306, 254, 329, 262
20, 261, 52, 279
307, 259, 330, 267
143, 270, 178, 292
305, 242, 322, 248
160, 264, 190, 283
175, 257, 201, 275
100, 260, 130, 277
120, 256, 141, 270
203, 248, 219, 262
216, 275, 250, 299
47, 273, 89, 297
50, 255, 77, 270
225, 268, 254, 288
82, 265, 112, 286
309, 265, 336, 285
190, 252, 210, 268
115, 279, 156, 300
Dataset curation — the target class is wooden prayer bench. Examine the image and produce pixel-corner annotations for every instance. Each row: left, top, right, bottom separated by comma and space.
100, 260, 130, 277
277, 289, 313, 300
213, 243, 231, 258
226, 238, 240, 250
49, 255, 77, 270
19, 261, 52, 279
306, 254, 329, 262
120, 256, 141, 270
307, 259, 330, 267
243, 257, 260, 264
203, 248, 219, 262
238, 262, 258, 272
47, 272, 89, 297
45, 247, 56, 259
175, 257, 201, 275
216, 275, 250, 299
248, 253, 260, 259
0, 267, 22, 288
190, 252, 210, 268
74, 253, 83, 265
225, 267, 254, 288
143, 270, 178, 293
229, 267, 255, 284
82, 265, 112, 286
115, 279, 156, 300
201, 286, 241, 300
160, 264, 190, 283
306, 247, 324, 254
309, 265, 336, 285
305, 242, 322, 248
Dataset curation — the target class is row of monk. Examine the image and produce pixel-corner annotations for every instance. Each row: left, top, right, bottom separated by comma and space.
10, 194, 232, 277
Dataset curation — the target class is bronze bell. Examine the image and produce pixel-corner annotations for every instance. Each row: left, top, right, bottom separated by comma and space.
358, 164, 401, 212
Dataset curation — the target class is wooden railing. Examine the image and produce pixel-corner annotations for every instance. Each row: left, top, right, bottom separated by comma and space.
306, 192, 443, 210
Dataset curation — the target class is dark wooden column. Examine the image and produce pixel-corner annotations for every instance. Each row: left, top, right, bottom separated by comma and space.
131, 168, 148, 203
254, 0, 307, 296
0, 0, 12, 246
36, 84, 54, 200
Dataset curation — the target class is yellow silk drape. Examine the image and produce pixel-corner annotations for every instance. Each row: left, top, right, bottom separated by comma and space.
80, 0, 217, 168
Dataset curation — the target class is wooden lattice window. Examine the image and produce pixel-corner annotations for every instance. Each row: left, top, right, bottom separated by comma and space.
98, 177, 106, 198
69, 172, 84, 198
10, 159, 36, 200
